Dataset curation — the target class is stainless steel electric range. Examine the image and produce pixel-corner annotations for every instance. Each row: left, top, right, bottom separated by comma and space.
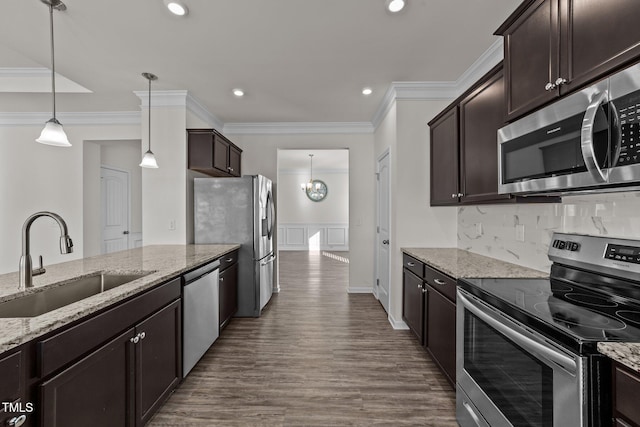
456, 232, 640, 427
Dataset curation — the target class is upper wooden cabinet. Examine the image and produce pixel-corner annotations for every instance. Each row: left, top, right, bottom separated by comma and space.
497, 0, 640, 121
187, 129, 242, 177
429, 106, 459, 206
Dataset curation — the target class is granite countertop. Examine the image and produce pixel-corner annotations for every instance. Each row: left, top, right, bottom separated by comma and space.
401, 247, 548, 279
598, 343, 640, 372
0, 244, 239, 354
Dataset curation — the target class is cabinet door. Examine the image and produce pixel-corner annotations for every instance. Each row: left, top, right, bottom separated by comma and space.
430, 107, 460, 206
219, 263, 238, 330
560, 0, 640, 94
213, 135, 230, 174
228, 145, 242, 177
425, 286, 456, 386
459, 66, 510, 204
0, 351, 25, 427
187, 131, 214, 171
40, 329, 135, 427
402, 269, 424, 344
135, 300, 181, 426
501, 0, 560, 120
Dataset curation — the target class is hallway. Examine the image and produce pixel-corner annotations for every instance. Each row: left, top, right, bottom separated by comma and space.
149, 251, 457, 426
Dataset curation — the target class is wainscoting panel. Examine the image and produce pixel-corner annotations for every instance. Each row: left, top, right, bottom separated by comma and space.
278, 223, 349, 251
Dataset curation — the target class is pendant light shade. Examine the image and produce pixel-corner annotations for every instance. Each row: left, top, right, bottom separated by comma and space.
300, 154, 314, 192
36, 118, 70, 146
37, 0, 70, 147
140, 72, 159, 169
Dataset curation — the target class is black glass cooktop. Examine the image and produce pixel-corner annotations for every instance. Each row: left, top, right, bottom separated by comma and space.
459, 274, 640, 346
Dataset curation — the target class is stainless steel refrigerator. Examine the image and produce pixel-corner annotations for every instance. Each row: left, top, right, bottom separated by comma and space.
194, 175, 275, 317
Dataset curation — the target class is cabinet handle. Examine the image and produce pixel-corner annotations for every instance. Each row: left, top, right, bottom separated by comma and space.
451, 193, 457, 198
422, 287, 427, 293
407, 262, 415, 267
555, 77, 567, 86
130, 335, 140, 344
225, 258, 234, 262
457, 193, 464, 198
220, 277, 224, 282
544, 82, 556, 91
433, 279, 446, 286
139, 332, 146, 340
8, 415, 27, 427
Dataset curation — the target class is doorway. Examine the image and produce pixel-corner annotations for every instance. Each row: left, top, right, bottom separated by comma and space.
276, 149, 350, 291
101, 166, 130, 253
376, 149, 391, 313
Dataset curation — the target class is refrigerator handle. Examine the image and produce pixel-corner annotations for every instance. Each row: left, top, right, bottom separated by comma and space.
260, 254, 277, 266
266, 190, 275, 240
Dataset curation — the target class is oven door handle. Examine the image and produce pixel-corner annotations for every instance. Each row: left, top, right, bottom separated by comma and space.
581, 90, 609, 183
458, 290, 577, 374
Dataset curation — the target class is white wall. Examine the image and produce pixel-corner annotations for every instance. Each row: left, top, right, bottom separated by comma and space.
230, 132, 375, 291
458, 192, 640, 272
374, 99, 459, 326
0, 123, 139, 274
278, 171, 348, 223
83, 142, 102, 257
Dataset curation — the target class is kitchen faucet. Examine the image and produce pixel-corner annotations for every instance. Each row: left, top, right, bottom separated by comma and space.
19, 211, 73, 289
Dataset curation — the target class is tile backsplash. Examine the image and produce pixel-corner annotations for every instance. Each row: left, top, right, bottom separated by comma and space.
458, 192, 640, 272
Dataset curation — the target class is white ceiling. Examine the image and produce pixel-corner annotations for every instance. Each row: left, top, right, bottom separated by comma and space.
0, 0, 521, 124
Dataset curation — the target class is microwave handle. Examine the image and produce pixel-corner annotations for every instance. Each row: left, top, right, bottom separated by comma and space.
609, 100, 623, 167
581, 91, 609, 183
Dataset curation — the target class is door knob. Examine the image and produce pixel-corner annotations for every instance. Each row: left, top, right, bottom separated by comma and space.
123, 231, 130, 235
382, 239, 389, 245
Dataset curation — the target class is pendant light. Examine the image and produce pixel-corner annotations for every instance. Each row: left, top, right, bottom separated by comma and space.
140, 72, 159, 168
36, 0, 71, 147
301, 154, 315, 191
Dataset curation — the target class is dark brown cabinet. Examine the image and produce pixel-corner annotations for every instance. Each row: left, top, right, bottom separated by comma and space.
497, 0, 640, 121
401, 252, 456, 388
187, 129, 242, 177
219, 250, 239, 330
402, 255, 425, 345
40, 329, 136, 427
430, 64, 508, 205
135, 300, 181, 426
612, 362, 640, 427
0, 350, 26, 427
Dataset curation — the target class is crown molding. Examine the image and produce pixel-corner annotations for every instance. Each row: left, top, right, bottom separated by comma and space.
133, 90, 188, 107
454, 38, 503, 96
185, 94, 224, 130
0, 111, 140, 126
279, 168, 349, 175
223, 122, 374, 135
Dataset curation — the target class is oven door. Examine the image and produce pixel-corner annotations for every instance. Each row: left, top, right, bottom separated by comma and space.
456, 289, 586, 427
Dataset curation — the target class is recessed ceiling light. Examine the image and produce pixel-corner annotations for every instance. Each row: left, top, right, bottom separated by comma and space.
362, 87, 373, 96
386, 0, 406, 13
233, 88, 244, 97
164, 0, 188, 16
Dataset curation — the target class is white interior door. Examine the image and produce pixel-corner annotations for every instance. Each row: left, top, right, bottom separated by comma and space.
376, 151, 391, 313
101, 167, 130, 254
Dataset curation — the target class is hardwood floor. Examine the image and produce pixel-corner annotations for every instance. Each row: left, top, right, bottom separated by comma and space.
149, 251, 457, 426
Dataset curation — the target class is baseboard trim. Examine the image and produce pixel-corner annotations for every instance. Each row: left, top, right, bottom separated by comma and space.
388, 313, 409, 330
347, 286, 372, 294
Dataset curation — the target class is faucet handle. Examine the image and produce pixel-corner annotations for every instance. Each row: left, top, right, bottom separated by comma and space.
32, 255, 46, 277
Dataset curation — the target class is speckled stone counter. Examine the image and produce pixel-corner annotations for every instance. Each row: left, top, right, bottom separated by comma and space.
598, 343, 640, 372
401, 248, 548, 279
0, 244, 239, 354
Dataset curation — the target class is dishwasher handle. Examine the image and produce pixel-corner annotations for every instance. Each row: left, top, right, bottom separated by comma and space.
183, 259, 220, 284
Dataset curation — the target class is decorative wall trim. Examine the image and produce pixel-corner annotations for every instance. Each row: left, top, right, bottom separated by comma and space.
0, 111, 140, 126
388, 313, 409, 330
277, 223, 349, 251
347, 286, 373, 294
223, 122, 374, 135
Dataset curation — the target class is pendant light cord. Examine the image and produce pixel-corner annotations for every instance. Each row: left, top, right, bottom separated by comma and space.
148, 76, 151, 151
49, 4, 57, 120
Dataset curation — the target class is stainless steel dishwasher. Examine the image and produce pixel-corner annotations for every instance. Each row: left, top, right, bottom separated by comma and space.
182, 259, 220, 377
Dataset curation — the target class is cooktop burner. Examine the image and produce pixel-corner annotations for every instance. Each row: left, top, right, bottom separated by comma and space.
616, 310, 640, 326
534, 302, 626, 330
564, 293, 619, 307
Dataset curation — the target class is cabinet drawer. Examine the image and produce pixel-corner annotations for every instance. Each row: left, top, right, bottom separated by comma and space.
614, 363, 640, 426
38, 277, 180, 378
423, 264, 456, 303
220, 250, 238, 272
403, 254, 424, 278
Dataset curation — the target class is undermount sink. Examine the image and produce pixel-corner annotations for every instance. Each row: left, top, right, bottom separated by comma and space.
0, 272, 149, 318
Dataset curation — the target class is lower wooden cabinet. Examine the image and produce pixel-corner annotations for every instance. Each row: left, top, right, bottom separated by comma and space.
136, 300, 181, 426
613, 362, 640, 427
401, 252, 457, 388
40, 328, 136, 427
219, 262, 238, 330
424, 284, 456, 385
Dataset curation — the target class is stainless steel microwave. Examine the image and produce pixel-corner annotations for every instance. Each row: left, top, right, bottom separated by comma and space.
498, 62, 640, 195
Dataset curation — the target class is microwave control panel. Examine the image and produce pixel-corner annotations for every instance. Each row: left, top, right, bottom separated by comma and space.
605, 244, 640, 264
615, 89, 640, 166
